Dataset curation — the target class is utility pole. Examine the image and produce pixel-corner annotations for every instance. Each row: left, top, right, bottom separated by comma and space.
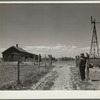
90, 16, 100, 58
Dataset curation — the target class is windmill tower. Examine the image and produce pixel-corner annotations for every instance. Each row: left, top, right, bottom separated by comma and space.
90, 16, 99, 58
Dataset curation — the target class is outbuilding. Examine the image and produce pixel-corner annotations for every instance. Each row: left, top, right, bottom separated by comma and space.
2, 44, 38, 62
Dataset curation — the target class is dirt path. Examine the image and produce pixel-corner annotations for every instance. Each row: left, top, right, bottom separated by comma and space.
51, 63, 73, 90
30, 67, 58, 90
30, 61, 75, 90
30, 61, 100, 90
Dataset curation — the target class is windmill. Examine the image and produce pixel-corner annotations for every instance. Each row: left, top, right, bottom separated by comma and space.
90, 16, 100, 58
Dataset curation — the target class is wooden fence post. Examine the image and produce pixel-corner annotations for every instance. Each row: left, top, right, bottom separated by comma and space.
38, 54, 40, 67
49, 55, 52, 66
17, 60, 21, 85
75, 56, 78, 67
86, 59, 89, 80
76, 55, 80, 75
34, 55, 35, 65
86, 53, 90, 80
51, 55, 52, 66
75, 55, 80, 68
45, 54, 46, 67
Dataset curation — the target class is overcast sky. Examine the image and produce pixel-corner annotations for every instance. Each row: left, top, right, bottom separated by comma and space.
0, 4, 100, 57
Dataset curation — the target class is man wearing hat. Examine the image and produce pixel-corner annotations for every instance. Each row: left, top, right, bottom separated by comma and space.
79, 53, 86, 81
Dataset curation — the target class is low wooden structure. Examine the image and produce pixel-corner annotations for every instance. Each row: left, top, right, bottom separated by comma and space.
2, 44, 38, 62
89, 58, 100, 67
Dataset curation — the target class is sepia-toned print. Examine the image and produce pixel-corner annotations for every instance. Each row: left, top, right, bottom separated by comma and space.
0, 4, 100, 90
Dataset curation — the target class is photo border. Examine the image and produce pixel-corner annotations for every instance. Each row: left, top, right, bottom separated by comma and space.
0, 1, 100, 99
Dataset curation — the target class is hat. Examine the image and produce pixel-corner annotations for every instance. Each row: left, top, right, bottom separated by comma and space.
80, 53, 84, 57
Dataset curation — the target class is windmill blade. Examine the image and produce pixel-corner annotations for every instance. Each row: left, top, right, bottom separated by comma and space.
96, 22, 100, 24
91, 16, 93, 23
91, 16, 93, 28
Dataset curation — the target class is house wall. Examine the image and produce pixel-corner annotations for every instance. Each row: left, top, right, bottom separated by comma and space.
2, 47, 38, 62
2, 47, 20, 61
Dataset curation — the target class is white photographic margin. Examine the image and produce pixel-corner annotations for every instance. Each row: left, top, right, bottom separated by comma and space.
0, 1, 100, 3
0, 1, 100, 99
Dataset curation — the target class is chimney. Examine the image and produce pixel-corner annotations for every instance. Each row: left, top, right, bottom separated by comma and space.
16, 44, 18, 47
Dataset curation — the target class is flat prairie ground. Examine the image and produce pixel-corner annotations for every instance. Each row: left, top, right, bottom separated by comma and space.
0, 62, 53, 90
0, 60, 100, 90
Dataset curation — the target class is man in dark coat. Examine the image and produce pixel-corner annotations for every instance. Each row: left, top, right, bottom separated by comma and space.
79, 53, 86, 81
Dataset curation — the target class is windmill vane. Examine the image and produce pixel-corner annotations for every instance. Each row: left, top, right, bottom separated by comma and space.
91, 16, 100, 24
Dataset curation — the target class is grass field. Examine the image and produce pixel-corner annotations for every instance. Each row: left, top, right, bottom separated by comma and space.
0, 61, 53, 90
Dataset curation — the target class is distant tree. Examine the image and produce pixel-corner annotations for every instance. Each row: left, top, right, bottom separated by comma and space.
42, 56, 57, 61
59, 57, 75, 61
52, 57, 57, 61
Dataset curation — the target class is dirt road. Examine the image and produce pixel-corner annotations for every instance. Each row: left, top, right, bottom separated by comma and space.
30, 61, 100, 90
31, 61, 75, 90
